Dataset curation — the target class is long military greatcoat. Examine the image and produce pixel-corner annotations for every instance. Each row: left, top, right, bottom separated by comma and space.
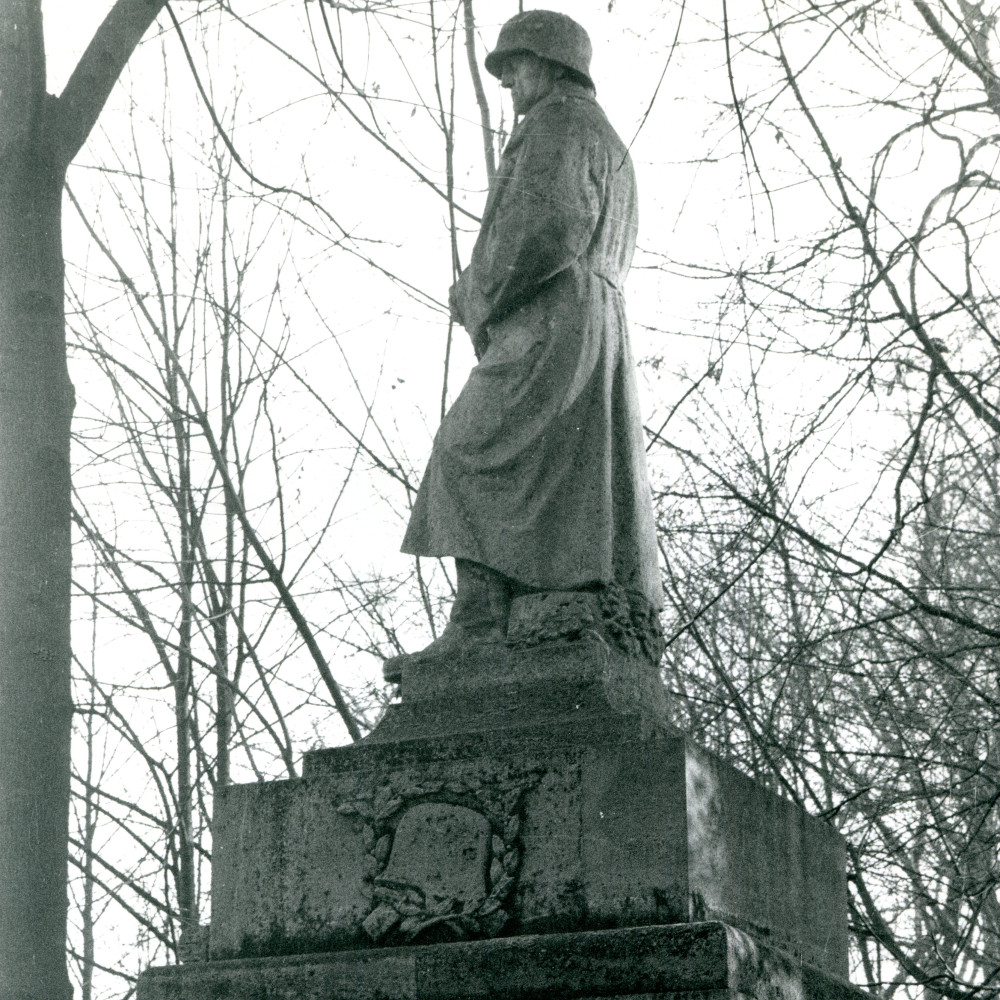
402, 79, 661, 609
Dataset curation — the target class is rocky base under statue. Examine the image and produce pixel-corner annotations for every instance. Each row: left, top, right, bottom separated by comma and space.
384, 578, 665, 684
138, 593, 866, 1000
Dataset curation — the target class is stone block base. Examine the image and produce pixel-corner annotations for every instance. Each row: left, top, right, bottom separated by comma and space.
207, 639, 847, 977
138, 922, 868, 1000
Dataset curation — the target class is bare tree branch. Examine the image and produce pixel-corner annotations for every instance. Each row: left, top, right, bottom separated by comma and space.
57, 0, 170, 166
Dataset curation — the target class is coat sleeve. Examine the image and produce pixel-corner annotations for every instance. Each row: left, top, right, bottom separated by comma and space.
455, 103, 605, 344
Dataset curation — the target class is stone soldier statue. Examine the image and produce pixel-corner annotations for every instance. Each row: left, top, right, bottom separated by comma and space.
386, 10, 661, 680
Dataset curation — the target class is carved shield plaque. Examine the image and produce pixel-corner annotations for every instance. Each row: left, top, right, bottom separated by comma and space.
376, 801, 491, 904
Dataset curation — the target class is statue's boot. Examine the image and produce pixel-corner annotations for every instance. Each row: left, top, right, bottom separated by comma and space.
383, 560, 513, 683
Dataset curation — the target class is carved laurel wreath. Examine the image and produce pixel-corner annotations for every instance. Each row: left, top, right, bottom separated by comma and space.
336, 768, 541, 944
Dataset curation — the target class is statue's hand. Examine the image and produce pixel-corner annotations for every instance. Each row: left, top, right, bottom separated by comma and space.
471, 326, 489, 360
448, 280, 464, 326
450, 269, 488, 358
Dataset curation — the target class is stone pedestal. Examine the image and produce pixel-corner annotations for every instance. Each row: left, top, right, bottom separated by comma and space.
140, 922, 869, 1000
138, 597, 860, 999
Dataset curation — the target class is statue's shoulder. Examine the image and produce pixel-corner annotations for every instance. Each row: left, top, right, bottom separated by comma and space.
532, 88, 601, 128
529, 90, 623, 154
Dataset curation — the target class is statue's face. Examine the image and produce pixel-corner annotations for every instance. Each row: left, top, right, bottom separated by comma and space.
500, 53, 558, 116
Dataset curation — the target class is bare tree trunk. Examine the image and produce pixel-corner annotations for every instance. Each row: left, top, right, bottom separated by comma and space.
215, 169, 236, 790
0, 155, 75, 1000
167, 228, 198, 939
79, 610, 99, 1000
0, 11, 73, 997
0, 2, 168, 994
461, 0, 496, 185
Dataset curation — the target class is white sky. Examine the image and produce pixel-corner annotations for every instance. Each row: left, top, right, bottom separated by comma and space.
34, 6, 1000, 996
44, 1, 992, 660
44, 1, 940, 658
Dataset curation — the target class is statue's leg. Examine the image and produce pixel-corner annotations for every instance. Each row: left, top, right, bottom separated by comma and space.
450, 559, 514, 634
382, 560, 514, 683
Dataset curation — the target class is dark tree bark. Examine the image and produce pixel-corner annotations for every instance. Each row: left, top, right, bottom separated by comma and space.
0, 2, 168, 996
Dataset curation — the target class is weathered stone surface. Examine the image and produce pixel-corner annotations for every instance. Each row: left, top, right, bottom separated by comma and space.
209, 688, 847, 976
138, 922, 870, 1000
376, 801, 490, 900
209, 776, 372, 957
401, 73, 662, 614
142, 16, 862, 992
506, 589, 665, 666
379, 634, 673, 742
202, 635, 848, 978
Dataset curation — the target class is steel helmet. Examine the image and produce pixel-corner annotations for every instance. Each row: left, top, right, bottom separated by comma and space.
484, 10, 593, 89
